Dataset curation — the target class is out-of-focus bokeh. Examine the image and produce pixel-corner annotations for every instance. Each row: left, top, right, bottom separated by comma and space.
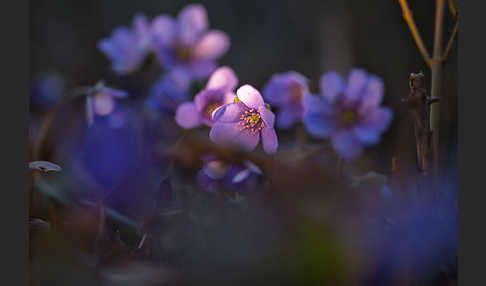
29, 0, 458, 285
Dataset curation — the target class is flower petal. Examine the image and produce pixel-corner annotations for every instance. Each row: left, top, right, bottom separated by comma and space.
203, 160, 229, 180
353, 126, 380, 145
262, 79, 290, 106
320, 71, 345, 102
132, 13, 152, 47
354, 107, 393, 145
344, 68, 368, 102
98, 28, 140, 74
243, 160, 263, 175
232, 169, 251, 183
94, 92, 115, 116
359, 75, 385, 111
193, 30, 230, 61
222, 92, 237, 104
152, 15, 176, 48
264, 71, 309, 107
212, 102, 245, 122
210, 121, 242, 143
194, 89, 221, 112
177, 4, 208, 45
277, 106, 301, 129
259, 105, 276, 128
303, 110, 336, 138
235, 130, 260, 151
261, 126, 278, 154
189, 60, 216, 79
209, 121, 259, 151
175, 102, 201, 128
331, 130, 363, 160
236, 84, 265, 109
205, 66, 238, 92
103, 87, 129, 98
197, 169, 219, 193
302, 93, 332, 115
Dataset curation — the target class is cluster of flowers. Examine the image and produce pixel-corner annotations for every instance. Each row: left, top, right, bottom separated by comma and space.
99, 4, 230, 111
174, 66, 392, 160
98, 4, 393, 192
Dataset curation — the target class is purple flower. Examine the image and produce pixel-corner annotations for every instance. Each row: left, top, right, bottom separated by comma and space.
175, 66, 238, 128
98, 14, 153, 75
146, 68, 192, 113
197, 154, 263, 193
85, 82, 128, 126
303, 68, 393, 160
209, 85, 278, 154
152, 4, 230, 80
262, 71, 309, 129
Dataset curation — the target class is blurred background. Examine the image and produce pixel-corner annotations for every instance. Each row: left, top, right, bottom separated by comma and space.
29, 0, 458, 285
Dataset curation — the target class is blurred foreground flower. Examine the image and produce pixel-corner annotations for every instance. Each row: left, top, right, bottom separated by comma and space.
210, 85, 278, 154
99, 14, 153, 75
175, 66, 237, 128
152, 4, 230, 81
197, 154, 263, 193
303, 68, 392, 160
263, 71, 309, 129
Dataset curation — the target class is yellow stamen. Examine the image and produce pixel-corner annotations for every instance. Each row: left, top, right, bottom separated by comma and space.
341, 111, 356, 124
176, 47, 191, 61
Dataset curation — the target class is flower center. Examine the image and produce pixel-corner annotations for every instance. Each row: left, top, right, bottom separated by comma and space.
291, 85, 304, 101
205, 102, 220, 117
176, 47, 191, 61
238, 108, 264, 134
340, 111, 357, 125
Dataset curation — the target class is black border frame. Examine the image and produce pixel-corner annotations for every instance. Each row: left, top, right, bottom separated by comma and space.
2, 0, 29, 284
457, 0, 485, 285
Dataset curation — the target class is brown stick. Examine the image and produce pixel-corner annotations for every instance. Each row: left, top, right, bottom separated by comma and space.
398, 0, 432, 67
442, 21, 458, 63
430, 0, 446, 176
337, 157, 345, 178
448, 0, 458, 21
403, 72, 433, 176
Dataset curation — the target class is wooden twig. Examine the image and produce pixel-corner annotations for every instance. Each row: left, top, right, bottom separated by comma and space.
398, 0, 432, 67
429, 0, 446, 176
337, 157, 345, 178
402, 72, 439, 176
448, 0, 458, 21
442, 21, 458, 62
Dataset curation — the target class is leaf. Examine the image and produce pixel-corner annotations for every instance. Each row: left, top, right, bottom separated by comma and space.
29, 161, 62, 173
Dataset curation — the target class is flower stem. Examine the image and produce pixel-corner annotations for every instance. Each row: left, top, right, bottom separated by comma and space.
296, 123, 307, 150
337, 157, 345, 178
94, 200, 105, 276
430, 0, 446, 176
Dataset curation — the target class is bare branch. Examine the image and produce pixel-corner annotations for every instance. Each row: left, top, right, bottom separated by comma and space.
398, 0, 432, 67
448, 0, 458, 21
442, 21, 458, 62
